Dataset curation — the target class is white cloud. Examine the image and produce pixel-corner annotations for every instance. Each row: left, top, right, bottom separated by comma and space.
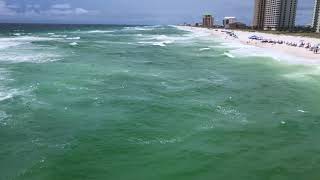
51, 4, 71, 9
74, 8, 89, 15
0, 1, 96, 18
41, 3, 94, 16
0, 0, 16, 16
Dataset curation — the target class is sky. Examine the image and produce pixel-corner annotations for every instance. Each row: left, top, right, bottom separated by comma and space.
0, 0, 316, 25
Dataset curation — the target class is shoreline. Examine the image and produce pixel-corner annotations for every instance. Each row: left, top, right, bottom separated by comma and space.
177, 26, 320, 64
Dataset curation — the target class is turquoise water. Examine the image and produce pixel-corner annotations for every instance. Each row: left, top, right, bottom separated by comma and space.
1, 24, 320, 180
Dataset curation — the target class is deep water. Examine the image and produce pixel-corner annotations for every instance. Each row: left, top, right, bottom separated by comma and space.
1, 24, 320, 180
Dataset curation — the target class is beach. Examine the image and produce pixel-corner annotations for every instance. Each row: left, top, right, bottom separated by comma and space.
178, 26, 320, 63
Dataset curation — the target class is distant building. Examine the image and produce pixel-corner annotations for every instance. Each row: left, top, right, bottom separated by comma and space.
253, 0, 266, 29
203, 14, 214, 28
228, 22, 247, 29
253, 0, 297, 30
312, 0, 320, 32
223, 17, 237, 28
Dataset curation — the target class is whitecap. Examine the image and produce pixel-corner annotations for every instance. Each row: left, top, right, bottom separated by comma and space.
223, 52, 235, 58
0, 88, 21, 102
298, 109, 307, 113
0, 52, 61, 64
0, 41, 23, 49
50, 35, 67, 38
0, 36, 60, 50
66, 37, 81, 40
124, 27, 154, 31
87, 30, 115, 33
138, 41, 169, 47
199, 47, 211, 51
69, 42, 78, 46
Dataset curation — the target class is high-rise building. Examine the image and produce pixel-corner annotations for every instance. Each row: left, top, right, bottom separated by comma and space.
264, 0, 297, 30
279, 0, 298, 29
253, 0, 297, 30
203, 14, 214, 28
223, 17, 237, 28
312, 0, 320, 32
253, 0, 266, 29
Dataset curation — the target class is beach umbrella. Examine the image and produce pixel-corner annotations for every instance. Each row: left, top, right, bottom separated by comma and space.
249, 35, 258, 39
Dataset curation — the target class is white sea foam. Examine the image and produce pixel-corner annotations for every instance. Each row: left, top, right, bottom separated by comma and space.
0, 89, 20, 102
0, 41, 22, 49
298, 109, 308, 113
0, 111, 9, 126
198, 119, 216, 130
124, 27, 154, 31
0, 36, 60, 50
50, 34, 68, 38
136, 27, 213, 48
13, 33, 22, 36
128, 137, 182, 145
199, 47, 211, 51
87, 30, 115, 33
137, 34, 186, 47
0, 69, 21, 101
66, 37, 81, 40
0, 52, 61, 64
138, 41, 172, 47
223, 52, 235, 58
69, 42, 79, 46
215, 105, 248, 123
0, 35, 62, 63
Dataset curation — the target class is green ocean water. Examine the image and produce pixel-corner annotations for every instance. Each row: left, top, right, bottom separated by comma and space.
1, 24, 320, 180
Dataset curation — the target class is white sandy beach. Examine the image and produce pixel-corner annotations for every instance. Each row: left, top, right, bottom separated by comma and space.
178, 26, 320, 63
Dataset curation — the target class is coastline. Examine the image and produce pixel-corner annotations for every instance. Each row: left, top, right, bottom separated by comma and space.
177, 26, 320, 64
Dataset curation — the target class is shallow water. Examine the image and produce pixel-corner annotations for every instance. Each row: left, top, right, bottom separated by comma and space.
1, 24, 320, 180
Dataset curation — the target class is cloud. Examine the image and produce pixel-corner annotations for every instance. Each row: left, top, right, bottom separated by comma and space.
74, 8, 89, 15
51, 4, 71, 9
0, 0, 16, 15
0, 1, 96, 18
42, 3, 95, 16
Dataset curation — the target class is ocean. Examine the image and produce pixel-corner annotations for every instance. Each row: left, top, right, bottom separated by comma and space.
1, 24, 320, 180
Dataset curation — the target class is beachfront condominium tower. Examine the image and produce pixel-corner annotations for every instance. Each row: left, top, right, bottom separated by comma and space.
264, 0, 297, 30
253, 0, 266, 29
203, 14, 214, 28
253, 0, 297, 30
312, 0, 320, 32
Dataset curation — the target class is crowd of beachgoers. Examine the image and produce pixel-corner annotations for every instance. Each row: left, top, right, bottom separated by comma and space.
177, 26, 320, 61
247, 35, 320, 54
220, 30, 320, 54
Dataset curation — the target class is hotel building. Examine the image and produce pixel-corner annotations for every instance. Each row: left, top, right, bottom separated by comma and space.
312, 0, 320, 32
253, 0, 297, 30
203, 14, 214, 28
253, 0, 266, 29
223, 17, 237, 28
